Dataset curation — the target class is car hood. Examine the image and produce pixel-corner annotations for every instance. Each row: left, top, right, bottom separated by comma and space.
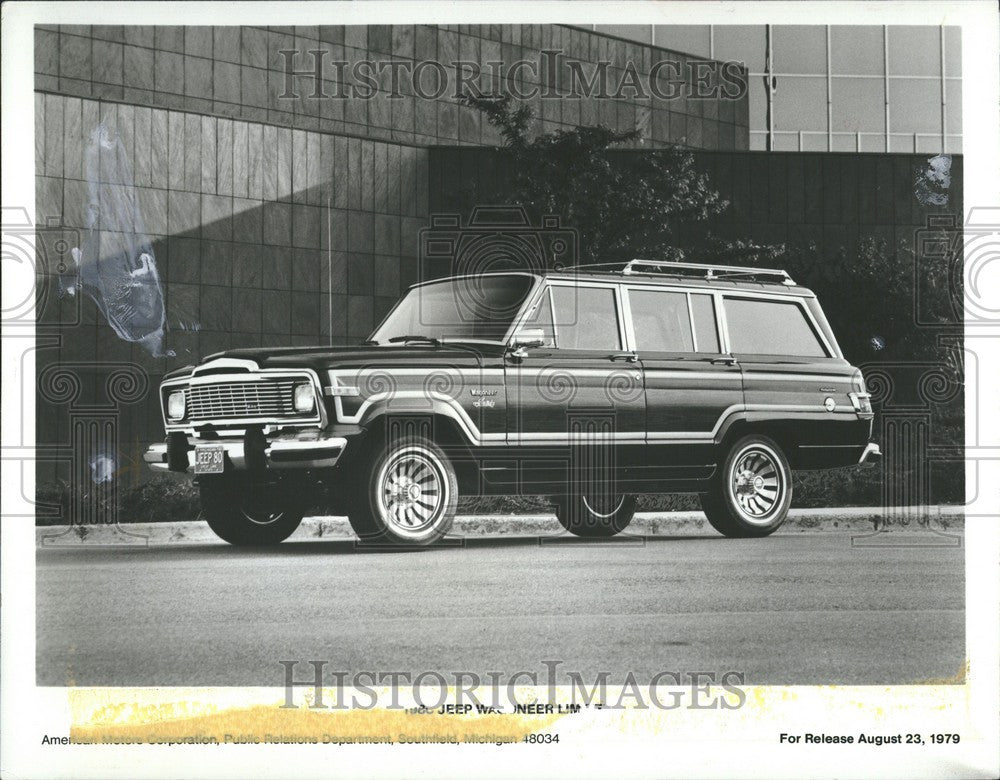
164, 342, 509, 379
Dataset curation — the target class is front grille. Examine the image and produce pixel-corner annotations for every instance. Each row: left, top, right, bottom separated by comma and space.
184, 379, 306, 423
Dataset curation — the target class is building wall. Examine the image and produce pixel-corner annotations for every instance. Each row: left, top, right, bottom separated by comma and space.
34, 24, 749, 150
586, 24, 963, 153
33, 24, 748, 486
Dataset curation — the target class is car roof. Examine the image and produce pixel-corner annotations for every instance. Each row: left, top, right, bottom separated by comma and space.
412, 269, 816, 298
543, 270, 815, 297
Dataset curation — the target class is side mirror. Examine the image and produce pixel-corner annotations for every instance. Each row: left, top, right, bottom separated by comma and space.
511, 328, 546, 350
509, 328, 547, 359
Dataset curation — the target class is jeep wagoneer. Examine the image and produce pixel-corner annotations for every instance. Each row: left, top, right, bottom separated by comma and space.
146, 260, 880, 545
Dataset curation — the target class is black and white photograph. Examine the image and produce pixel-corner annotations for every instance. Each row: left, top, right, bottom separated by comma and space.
2, 1, 998, 778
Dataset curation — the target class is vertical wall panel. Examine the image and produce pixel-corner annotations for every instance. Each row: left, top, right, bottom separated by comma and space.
167, 110, 184, 190
216, 118, 234, 196
149, 108, 168, 189
183, 112, 201, 192
232, 121, 249, 199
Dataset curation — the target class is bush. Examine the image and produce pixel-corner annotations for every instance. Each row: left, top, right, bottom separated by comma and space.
36, 464, 961, 527
35, 476, 201, 526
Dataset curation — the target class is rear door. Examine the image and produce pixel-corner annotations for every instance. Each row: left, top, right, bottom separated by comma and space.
721, 293, 856, 445
624, 285, 743, 480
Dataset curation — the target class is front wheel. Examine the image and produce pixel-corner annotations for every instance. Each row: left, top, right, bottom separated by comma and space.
554, 493, 637, 538
701, 434, 792, 538
199, 476, 305, 546
346, 435, 458, 546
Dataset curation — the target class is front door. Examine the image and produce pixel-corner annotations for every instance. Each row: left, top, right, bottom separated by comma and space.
505, 281, 646, 494
623, 286, 744, 484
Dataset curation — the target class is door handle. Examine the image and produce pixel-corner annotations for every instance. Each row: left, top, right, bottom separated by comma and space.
611, 352, 639, 363
711, 356, 737, 366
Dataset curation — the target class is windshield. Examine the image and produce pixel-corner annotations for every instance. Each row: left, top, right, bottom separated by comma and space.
371, 275, 536, 343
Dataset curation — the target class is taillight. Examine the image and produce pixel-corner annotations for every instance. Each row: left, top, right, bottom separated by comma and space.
849, 371, 872, 414
849, 391, 872, 414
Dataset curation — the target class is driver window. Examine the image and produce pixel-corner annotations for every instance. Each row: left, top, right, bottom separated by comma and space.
549, 285, 622, 351
517, 287, 556, 347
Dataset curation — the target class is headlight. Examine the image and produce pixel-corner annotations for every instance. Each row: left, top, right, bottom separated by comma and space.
166, 390, 186, 421
293, 383, 316, 414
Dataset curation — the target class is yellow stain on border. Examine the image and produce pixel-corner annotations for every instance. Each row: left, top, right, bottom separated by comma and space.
69, 692, 564, 745
67, 681, 972, 746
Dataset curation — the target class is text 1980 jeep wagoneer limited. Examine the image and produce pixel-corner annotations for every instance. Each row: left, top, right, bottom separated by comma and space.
145, 260, 880, 546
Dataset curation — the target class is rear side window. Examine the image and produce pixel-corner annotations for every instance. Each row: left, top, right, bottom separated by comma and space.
690, 293, 720, 353
626, 289, 722, 353
629, 290, 692, 352
724, 297, 827, 357
550, 285, 621, 351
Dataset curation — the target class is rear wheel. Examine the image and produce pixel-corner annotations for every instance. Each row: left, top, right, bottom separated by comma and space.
346, 435, 458, 546
701, 434, 792, 538
554, 493, 636, 538
199, 476, 305, 546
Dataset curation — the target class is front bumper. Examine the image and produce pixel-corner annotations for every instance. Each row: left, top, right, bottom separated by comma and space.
858, 442, 882, 465
144, 431, 348, 473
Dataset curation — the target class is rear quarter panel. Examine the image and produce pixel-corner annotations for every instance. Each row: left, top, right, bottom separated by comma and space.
737, 355, 872, 466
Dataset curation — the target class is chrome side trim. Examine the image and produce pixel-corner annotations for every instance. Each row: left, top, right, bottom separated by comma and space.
744, 372, 853, 383
641, 370, 743, 381
328, 367, 847, 383
330, 390, 860, 447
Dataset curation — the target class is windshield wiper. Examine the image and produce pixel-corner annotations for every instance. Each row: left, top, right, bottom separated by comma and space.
387, 335, 441, 346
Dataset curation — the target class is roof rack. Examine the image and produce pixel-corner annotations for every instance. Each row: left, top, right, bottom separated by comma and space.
623, 259, 796, 285
555, 260, 797, 285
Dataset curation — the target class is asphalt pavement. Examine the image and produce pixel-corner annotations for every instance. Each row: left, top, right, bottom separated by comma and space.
36, 525, 964, 687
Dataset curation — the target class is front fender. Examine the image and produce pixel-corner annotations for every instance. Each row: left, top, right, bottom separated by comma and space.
352, 394, 486, 448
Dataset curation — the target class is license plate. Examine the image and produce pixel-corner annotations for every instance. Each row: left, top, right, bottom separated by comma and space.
194, 445, 225, 474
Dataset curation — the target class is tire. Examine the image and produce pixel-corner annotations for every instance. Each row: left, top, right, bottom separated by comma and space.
346, 435, 458, 546
554, 493, 637, 538
199, 476, 305, 546
701, 434, 792, 538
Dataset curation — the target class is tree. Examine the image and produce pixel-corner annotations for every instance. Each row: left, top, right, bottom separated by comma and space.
459, 92, 957, 362
459, 92, 786, 266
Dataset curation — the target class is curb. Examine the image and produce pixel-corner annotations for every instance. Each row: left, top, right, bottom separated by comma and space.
36, 506, 964, 547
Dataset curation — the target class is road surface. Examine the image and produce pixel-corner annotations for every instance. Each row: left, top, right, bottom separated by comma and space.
36, 527, 964, 686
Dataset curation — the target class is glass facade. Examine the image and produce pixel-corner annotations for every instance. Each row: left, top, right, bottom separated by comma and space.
594, 24, 962, 153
